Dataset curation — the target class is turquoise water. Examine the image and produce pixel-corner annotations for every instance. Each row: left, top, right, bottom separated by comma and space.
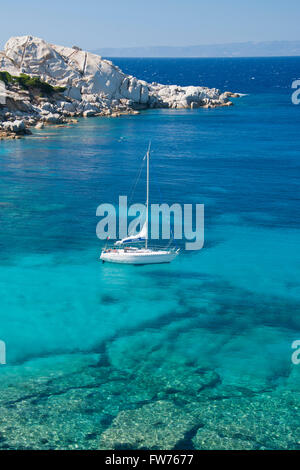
0, 59, 299, 449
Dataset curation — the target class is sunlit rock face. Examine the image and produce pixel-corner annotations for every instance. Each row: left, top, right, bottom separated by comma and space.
0, 36, 235, 139
1, 36, 230, 110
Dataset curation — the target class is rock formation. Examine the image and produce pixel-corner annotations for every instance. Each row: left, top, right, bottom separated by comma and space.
0, 36, 238, 139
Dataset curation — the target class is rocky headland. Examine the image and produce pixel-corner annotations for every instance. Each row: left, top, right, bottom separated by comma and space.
0, 36, 239, 140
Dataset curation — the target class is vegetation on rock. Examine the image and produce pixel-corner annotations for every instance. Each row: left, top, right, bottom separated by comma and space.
0, 71, 66, 95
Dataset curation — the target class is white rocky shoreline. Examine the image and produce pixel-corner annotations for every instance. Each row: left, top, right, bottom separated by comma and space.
0, 36, 240, 140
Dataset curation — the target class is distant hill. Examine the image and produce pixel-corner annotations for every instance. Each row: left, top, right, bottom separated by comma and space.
91, 40, 300, 58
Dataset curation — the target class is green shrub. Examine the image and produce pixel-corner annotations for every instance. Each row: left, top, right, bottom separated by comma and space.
0, 71, 66, 95
0, 71, 13, 85
53, 85, 67, 93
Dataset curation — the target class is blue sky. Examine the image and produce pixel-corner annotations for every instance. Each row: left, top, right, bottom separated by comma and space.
1, 0, 300, 49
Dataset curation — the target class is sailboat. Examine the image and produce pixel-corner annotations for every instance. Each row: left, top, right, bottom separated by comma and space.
100, 144, 179, 265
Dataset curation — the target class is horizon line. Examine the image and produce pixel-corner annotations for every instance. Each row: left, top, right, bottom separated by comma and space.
100, 55, 300, 59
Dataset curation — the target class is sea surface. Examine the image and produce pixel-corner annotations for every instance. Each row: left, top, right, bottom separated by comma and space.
0, 58, 299, 449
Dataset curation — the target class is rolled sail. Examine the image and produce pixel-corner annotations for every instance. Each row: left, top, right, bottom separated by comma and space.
115, 221, 147, 245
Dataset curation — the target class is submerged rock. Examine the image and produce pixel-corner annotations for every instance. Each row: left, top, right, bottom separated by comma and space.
189, 392, 300, 450
0, 350, 299, 450
99, 400, 197, 450
193, 429, 256, 450
35, 122, 44, 129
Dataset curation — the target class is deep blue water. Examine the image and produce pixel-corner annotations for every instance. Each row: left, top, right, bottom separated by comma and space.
110, 56, 300, 93
0, 58, 300, 449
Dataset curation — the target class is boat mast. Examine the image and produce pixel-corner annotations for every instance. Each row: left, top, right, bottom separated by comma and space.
145, 142, 151, 249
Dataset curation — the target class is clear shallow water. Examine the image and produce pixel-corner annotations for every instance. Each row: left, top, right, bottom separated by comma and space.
0, 58, 299, 449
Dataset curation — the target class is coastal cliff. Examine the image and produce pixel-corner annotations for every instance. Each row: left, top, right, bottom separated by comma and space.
0, 36, 238, 139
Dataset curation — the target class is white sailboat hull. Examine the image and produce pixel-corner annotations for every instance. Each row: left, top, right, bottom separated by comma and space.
100, 144, 179, 266
100, 249, 178, 265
